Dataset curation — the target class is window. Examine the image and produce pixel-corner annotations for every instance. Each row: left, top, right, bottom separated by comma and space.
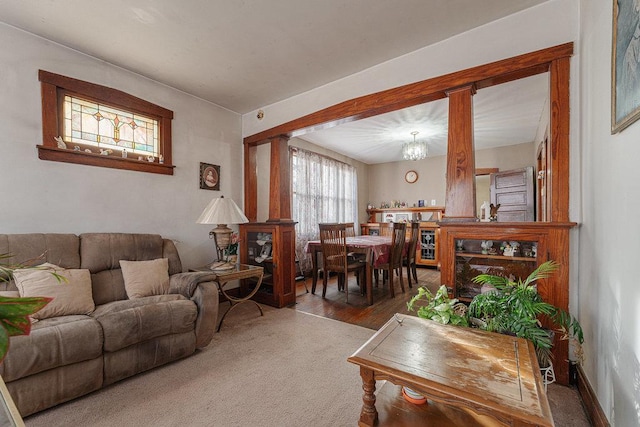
291, 147, 358, 270
38, 70, 174, 175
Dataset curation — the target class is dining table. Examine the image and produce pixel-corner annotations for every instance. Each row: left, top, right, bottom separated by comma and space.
304, 235, 397, 305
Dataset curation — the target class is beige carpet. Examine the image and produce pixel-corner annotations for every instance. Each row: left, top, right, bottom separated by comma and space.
24, 302, 589, 426
24, 304, 375, 427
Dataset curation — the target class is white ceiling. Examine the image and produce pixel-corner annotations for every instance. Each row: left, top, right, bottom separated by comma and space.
300, 74, 549, 163
0, 0, 550, 164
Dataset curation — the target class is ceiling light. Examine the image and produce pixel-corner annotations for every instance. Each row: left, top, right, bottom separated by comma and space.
402, 131, 428, 161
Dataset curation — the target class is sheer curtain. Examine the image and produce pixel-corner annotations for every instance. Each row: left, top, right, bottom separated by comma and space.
291, 147, 358, 272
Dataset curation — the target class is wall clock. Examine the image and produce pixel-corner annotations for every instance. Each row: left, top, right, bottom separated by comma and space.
405, 170, 418, 184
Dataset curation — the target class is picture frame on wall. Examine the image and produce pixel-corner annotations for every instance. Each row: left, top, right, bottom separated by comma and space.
199, 162, 220, 190
612, 0, 640, 133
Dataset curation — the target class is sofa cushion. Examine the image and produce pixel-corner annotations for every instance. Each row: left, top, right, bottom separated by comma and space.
13, 264, 95, 319
119, 258, 170, 298
92, 295, 197, 352
0, 315, 103, 382
80, 233, 181, 305
0, 234, 80, 291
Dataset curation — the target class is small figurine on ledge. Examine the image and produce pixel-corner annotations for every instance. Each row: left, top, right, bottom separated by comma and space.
54, 136, 67, 149
502, 242, 515, 257
489, 203, 501, 222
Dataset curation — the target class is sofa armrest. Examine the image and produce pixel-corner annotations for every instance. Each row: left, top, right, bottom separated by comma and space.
169, 272, 219, 348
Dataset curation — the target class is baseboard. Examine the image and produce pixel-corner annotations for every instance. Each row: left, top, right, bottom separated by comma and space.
577, 364, 610, 427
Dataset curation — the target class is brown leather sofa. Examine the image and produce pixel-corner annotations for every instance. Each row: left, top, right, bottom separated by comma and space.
0, 233, 219, 416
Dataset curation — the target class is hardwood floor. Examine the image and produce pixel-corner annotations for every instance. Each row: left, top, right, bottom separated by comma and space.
292, 266, 442, 330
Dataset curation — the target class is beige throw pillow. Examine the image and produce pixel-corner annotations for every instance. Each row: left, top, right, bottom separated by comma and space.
119, 258, 170, 299
13, 264, 95, 319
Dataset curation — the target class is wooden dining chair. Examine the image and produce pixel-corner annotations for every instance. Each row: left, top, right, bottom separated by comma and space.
378, 222, 394, 237
374, 222, 406, 298
318, 223, 365, 303
404, 222, 420, 288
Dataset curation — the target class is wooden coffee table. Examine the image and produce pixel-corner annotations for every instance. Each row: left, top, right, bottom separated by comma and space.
348, 314, 554, 426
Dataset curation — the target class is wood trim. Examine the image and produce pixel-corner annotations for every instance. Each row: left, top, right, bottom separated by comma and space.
577, 365, 610, 427
475, 168, 499, 176
267, 136, 292, 221
444, 85, 476, 220
548, 57, 571, 222
38, 70, 173, 118
244, 43, 573, 145
37, 145, 174, 175
244, 143, 258, 222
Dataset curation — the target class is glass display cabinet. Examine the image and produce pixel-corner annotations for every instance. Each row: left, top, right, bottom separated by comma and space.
239, 222, 296, 308
453, 238, 538, 300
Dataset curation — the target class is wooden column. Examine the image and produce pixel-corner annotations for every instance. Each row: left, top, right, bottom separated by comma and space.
268, 135, 292, 222
549, 56, 571, 222
243, 142, 258, 222
444, 85, 477, 221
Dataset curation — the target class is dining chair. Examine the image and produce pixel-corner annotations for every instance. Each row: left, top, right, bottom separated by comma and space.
404, 222, 420, 288
318, 223, 365, 303
374, 222, 406, 298
378, 222, 394, 237
344, 222, 356, 237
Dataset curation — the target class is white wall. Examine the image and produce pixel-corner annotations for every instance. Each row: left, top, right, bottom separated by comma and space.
0, 23, 242, 270
367, 142, 535, 215
578, 1, 640, 425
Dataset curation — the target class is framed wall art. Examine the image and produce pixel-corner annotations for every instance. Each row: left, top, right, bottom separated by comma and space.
199, 162, 220, 190
612, 0, 640, 133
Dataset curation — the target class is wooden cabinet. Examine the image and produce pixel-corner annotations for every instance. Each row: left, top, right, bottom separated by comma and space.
451, 238, 539, 301
239, 221, 296, 308
417, 223, 439, 268
361, 221, 440, 268
439, 221, 576, 385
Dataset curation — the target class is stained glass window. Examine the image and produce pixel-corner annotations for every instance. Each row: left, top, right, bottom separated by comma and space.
63, 95, 159, 157
39, 70, 173, 175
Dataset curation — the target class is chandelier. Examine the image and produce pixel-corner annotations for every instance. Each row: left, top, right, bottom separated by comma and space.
402, 131, 428, 161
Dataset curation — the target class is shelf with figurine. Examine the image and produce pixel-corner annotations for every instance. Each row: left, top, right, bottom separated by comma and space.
454, 238, 539, 301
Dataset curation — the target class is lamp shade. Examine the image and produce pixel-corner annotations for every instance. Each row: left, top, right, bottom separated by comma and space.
196, 196, 249, 225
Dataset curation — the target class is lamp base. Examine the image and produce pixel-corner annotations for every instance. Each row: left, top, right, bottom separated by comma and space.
210, 224, 232, 261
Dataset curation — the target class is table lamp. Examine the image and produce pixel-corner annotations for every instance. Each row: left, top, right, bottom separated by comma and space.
196, 196, 249, 261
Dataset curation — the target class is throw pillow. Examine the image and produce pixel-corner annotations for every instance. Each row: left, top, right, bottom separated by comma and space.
13, 264, 95, 319
119, 258, 170, 299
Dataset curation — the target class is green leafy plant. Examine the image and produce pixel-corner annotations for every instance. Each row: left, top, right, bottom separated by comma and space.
0, 253, 53, 362
407, 285, 468, 327
468, 260, 584, 366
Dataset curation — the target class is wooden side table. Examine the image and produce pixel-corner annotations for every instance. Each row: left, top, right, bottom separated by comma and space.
190, 264, 264, 331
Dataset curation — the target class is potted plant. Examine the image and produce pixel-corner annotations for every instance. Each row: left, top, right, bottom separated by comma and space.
406, 261, 584, 390
404, 285, 468, 403
407, 284, 468, 327
0, 253, 53, 362
468, 260, 584, 368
